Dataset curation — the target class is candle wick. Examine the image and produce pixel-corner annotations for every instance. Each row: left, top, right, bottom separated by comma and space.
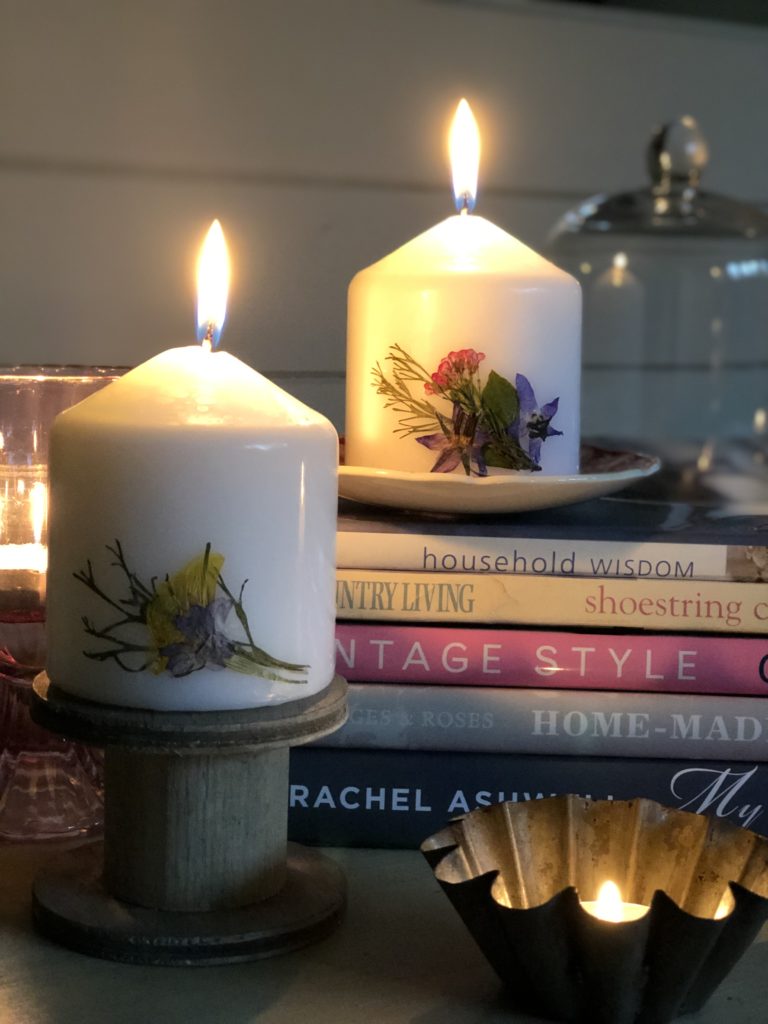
201, 321, 215, 353
458, 194, 473, 216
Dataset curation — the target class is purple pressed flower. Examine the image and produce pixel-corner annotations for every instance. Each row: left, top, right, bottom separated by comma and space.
416, 403, 489, 476
512, 374, 563, 465
416, 431, 465, 472
161, 596, 237, 677
160, 644, 206, 677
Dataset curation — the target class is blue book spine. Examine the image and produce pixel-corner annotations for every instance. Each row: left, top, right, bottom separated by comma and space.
287, 746, 768, 848
317, 683, 768, 761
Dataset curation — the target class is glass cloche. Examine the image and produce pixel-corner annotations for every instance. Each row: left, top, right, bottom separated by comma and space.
548, 117, 768, 447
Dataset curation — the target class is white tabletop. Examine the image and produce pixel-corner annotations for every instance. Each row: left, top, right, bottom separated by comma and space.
1, 841, 767, 1023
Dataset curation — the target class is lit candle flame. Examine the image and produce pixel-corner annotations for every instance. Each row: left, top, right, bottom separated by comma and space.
592, 880, 626, 923
196, 219, 230, 350
450, 99, 480, 214
714, 889, 734, 920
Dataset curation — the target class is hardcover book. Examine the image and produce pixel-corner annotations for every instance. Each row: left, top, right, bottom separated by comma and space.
335, 622, 768, 695
337, 454, 768, 582
316, 682, 768, 762
288, 746, 768, 848
335, 569, 768, 633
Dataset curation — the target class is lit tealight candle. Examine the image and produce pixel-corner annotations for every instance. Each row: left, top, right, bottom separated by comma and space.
0, 471, 48, 614
714, 888, 734, 919
46, 221, 339, 711
345, 99, 581, 477
581, 880, 649, 923
0, 478, 48, 573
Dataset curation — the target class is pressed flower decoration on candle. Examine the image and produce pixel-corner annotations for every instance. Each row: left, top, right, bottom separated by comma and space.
345, 100, 581, 477
76, 541, 307, 682
372, 343, 562, 475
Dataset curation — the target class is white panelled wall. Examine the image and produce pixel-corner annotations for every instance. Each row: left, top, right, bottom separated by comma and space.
3, 0, 768, 437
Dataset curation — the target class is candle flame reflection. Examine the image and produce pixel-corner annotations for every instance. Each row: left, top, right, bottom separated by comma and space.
450, 99, 480, 214
196, 219, 230, 350
30, 482, 46, 544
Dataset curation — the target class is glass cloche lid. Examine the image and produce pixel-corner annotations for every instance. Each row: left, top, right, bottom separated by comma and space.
552, 116, 768, 241
548, 117, 768, 447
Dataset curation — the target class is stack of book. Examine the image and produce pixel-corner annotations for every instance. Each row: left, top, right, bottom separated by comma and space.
289, 455, 768, 847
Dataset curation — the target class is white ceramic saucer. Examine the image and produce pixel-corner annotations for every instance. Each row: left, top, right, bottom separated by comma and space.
338, 443, 661, 514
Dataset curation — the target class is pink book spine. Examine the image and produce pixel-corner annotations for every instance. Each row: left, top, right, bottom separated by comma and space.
334, 623, 768, 695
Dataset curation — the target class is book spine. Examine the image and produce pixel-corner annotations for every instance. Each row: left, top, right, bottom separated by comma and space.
335, 568, 768, 634
335, 623, 768, 695
336, 531, 733, 581
288, 746, 768, 848
316, 682, 768, 761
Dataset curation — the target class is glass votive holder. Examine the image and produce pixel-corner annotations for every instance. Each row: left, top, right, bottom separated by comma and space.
0, 366, 126, 839
0, 366, 125, 618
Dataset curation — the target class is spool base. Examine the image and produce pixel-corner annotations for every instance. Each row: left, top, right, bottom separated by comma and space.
30, 675, 348, 963
33, 840, 346, 965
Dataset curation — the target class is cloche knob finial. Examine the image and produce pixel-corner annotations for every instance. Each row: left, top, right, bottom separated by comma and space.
647, 116, 709, 193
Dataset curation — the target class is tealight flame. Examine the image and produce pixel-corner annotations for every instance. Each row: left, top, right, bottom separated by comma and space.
196, 219, 230, 350
450, 99, 480, 214
714, 889, 735, 920
30, 481, 46, 545
592, 880, 626, 923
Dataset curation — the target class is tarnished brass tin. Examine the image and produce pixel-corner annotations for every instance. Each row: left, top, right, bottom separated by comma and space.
421, 795, 768, 1024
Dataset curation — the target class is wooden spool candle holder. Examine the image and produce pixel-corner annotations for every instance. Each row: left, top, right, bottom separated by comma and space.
29, 673, 348, 965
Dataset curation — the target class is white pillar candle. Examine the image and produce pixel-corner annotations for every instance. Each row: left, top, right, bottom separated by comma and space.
45, 222, 338, 712
346, 100, 581, 477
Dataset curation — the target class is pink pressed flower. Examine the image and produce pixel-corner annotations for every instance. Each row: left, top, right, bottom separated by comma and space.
424, 349, 485, 395
424, 361, 451, 394
451, 349, 485, 374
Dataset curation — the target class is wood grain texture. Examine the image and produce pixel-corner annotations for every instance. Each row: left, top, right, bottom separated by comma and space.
3, 0, 767, 434
31, 675, 348, 913
4, 0, 767, 196
0, 172, 566, 372
104, 747, 289, 911
31, 673, 348, 751
33, 840, 346, 964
